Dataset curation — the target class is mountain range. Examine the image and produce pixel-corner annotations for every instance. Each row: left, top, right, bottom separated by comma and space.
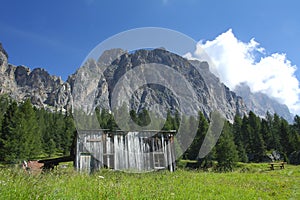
0, 42, 293, 122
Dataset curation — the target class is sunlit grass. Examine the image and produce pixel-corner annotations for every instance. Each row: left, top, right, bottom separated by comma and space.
0, 163, 299, 199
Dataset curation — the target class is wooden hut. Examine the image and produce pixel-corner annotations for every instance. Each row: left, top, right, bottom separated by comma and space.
75, 130, 176, 173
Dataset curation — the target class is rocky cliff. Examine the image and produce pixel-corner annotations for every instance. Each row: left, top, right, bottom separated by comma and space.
234, 83, 293, 122
0, 43, 72, 110
0, 43, 294, 122
71, 48, 248, 121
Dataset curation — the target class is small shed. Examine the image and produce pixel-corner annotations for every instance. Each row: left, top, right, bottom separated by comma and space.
75, 130, 176, 172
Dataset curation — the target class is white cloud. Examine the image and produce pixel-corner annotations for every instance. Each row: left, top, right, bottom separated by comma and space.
188, 29, 300, 115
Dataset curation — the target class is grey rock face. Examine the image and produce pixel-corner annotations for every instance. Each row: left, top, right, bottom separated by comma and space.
234, 83, 293, 122
0, 43, 8, 73
0, 43, 17, 96
0, 43, 294, 122
190, 60, 247, 120
0, 44, 72, 111
70, 49, 126, 114
72, 48, 248, 121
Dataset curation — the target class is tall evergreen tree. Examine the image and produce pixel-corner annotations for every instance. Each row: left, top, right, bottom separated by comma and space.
0, 101, 18, 161
138, 109, 151, 127
18, 99, 42, 159
114, 103, 130, 130
232, 114, 248, 162
184, 112, 208, 160
1, 100, 42, 162
271, 113, 283, 152
175, 114, 189, 156
215, 121, 238, 172
51, 110, 65, 151
43, 130, 56, 157
0, 95, 10, 133
130, 110, 138, 125
241, 115, 251, 155
62, 110, 76, 155
100, 109, 111, 129
279, 118, 292, 161
292, 115, 300, 151
248, 111, 265, 162
173, 110, 181, 131
40, 109, 57, 157
107, 113, 118, 131
0, 95, 10, 160
261, 117, 272, 150
162, 111, 174, 131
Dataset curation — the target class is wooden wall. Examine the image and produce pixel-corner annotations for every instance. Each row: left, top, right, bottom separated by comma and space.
76, 130, 176, 172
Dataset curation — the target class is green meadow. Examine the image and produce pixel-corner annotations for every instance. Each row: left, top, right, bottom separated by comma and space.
0, 163, 299, 200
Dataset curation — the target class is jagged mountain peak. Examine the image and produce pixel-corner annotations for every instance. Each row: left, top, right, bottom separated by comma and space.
0, 45, 71, 111
71, 48, 248, 121
0, 43, 294, 122
234, 83, 293, 122
97, 48, 127, 66
0, 43, 8, 73
0, 43, 8, 59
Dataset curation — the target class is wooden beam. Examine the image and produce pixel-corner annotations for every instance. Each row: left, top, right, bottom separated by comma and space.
87, 138, 102, 142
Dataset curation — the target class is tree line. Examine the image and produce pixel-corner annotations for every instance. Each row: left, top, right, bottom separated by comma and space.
0, 95, 76, 163
96, 107, 300, 170
1, 94, 300, 171
182, 111, 300, 171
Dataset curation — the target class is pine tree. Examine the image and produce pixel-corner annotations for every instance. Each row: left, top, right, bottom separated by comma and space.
95, 107, 101, 126
241, 115, 251, 155
138, 109, 151, 127
114, 103, 130, 130
18, 99, 42, 159
215, 121, 238, 172
184, 112, 208, 160
261, 117, 272, 150
162, 111, 174, 130
232, 115, 248, 162
173, 110, 180, 131
43, 131, 56, 157
0, 95, 11, 160
288, 127, 300, 164
107, 113, 118, 131
175, 114, 189, 157
51, 110, 65, 151
62, 110, 76, 155
129, 110, 138, 124
291, 115, 300, 152
40, 109, 57, 157
1, 100, 42, 162
36, 108, 51, 156
199, 111, 224, 168
0, 95, 10, 133
100, 109, 111, 129
248, 111, 265, 162
271, 113, 283, 152
279, 118, 291, 162
0, 101, 18, 161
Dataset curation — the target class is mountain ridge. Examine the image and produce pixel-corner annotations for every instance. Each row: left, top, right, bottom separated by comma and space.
0, 42, 294, 122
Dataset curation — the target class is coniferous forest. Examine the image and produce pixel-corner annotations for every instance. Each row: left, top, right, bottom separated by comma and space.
0, 94, 299, 171
0, 95, 76, 162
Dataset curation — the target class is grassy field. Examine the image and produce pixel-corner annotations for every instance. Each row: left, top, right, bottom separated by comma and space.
0, 163, 299, 199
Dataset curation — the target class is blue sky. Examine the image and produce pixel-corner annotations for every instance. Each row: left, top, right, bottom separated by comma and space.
1, 0, 299, 80
1, 0, 300, 114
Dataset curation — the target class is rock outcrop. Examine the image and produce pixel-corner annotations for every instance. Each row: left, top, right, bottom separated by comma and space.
0, 43, 72, 111
0, 42, 294, 122
71, 48, 248, 121
234, 83, 293, 122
